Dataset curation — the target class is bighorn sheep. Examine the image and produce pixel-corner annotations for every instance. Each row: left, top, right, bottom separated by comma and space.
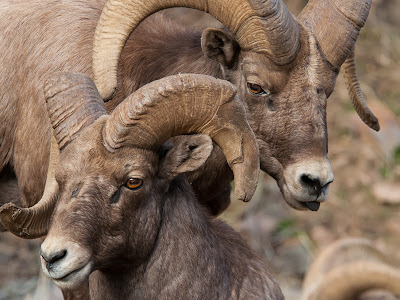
301, 238, 400, 300
0, 0, 379, 236
37, 72, 283, 299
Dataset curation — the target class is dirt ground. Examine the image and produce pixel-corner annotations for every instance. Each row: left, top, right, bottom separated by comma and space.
1, 1, 399, 299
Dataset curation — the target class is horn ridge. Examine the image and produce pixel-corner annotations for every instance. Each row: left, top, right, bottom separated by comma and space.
103, 74, 236, 151
301, 238, 400, 300
299, 0, 371, 69
310, 262, 400, 300
331, 0, 371, 28
45, 72, 107, 150
342, 47, 380, 131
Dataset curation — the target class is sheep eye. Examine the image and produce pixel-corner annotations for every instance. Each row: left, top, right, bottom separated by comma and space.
125, 178, 143, 190
247, 83, 267, 95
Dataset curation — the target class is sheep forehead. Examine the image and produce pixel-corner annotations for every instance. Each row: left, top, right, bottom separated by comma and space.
241, 27, 336, 95
57, 140, 158, 185
240, 51, 290, 91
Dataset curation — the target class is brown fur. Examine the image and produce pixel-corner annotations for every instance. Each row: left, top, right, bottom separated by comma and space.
0, 1, 339, 214
42, 123, 284, 299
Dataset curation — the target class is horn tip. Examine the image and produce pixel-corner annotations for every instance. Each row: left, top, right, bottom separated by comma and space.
0, 203, 35, 239
372, 124, 380, 132
366, 114, 380, 131
235, 182, 257, 203
0, 202, 21, 219
371, 120, 380, 132
240, 194, 251, 203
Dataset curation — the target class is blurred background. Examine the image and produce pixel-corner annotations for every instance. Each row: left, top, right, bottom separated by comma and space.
1, 0, 399, 299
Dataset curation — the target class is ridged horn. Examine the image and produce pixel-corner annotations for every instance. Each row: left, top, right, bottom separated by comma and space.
301, 238, 400, 300
0, 72, 108, 239
309, 262, 400, 300
299, 0, 371, 69
93, 0, 300, 100
45, 72, 107, 150
342, 46, 380, 131
0, 135, 59, 239
103, 73, 260, 202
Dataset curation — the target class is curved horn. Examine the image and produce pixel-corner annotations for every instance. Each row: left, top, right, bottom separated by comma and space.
301, 238, 400, 300
0, 72, 107, 238
299, 0, 371, 69
103, 74, 260, 202
93, 0, 300, 99
342, 46, 380, 131
0, 135, 59, 239
308, 262, 400, 300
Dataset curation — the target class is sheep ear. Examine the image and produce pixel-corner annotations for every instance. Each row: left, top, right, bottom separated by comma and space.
45, 72, 106, 151
201, 28, 240, 69
159, 134, 213, 181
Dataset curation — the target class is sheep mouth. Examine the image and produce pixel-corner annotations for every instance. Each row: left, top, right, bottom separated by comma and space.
280, 183, 324, 211
51, 261, 93, 289
303, 201, 320, 211
288, 198, 321, 212
55, 264, 86, 281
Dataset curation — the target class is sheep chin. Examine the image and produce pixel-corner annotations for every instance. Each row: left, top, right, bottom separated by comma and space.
279, 183, 323, 212
52, 261, 93, 290
280, 184, 310, 211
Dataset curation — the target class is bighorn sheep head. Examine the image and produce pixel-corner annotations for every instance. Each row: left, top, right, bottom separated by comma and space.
92, 0, 379, 211
0, 72, 259, 238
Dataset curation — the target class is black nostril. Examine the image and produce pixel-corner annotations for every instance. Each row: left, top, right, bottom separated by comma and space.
41, 249, 67, 270
301, 174, 322, 196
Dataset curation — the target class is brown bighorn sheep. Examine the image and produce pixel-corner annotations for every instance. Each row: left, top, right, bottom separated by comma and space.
301, 238, 400, 300
0, 0, 379, 236
37, 72, 283, 299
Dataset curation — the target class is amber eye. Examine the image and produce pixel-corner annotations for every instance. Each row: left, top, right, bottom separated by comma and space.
247, 83, 267, 95
125, 178, 143, 190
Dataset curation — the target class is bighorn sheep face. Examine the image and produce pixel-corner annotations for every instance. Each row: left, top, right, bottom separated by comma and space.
41, 123, 160, 289
92, 0, 378, 211
230, 31, 336, 210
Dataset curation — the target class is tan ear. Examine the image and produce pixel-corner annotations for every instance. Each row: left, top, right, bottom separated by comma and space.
201, 28, 240, 69
159, 134, 213, 181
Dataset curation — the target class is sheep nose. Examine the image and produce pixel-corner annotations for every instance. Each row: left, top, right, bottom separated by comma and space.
40, 249, 67, 271
300, 174, 333, 197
